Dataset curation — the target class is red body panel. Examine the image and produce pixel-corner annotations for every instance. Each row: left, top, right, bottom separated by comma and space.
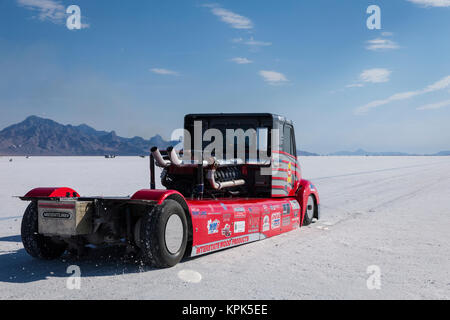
22, 187, 80, 199
186, 197, 301, 256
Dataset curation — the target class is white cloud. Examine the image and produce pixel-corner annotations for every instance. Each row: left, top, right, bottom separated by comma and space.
208, 6, 253, 29
231, 37, 272, 47
231, 57, 253, 64
422, 75, 450, 92
360, 68, 392, 83
259, 70, 288, 85
407, 0, 450, 7
17, 0, 89, 28
417, 99, 450, 110
355, 75, 450, 114
150, 68, 179, 76
366, 38, 400, 51
244, 38, 272, 47
231, 37, 244, 43
345, 69, 391, 89
381, 32, 394, 37
17, 0, 65, 23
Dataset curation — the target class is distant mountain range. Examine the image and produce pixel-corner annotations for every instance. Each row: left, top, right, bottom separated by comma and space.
0, 116, 178, 156
0, 116, 448, 156
326, 148, 449, 157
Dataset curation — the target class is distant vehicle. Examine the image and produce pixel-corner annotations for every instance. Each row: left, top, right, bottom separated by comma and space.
19, 113, 320, 268
104, 155, 116, 159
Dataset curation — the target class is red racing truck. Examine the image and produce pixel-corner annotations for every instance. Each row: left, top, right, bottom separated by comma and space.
20, 113, 320, 268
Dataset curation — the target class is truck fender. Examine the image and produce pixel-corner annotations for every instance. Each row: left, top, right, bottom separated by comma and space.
296, 180, 320, 226
131, 189, 186, 205
21, 187, 80, 200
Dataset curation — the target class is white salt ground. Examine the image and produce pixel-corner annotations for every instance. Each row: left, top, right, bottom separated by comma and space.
0, 156, 449, 299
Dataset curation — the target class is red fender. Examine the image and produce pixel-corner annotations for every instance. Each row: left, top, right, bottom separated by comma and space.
131, 189, 186, 205
296, 179, 320, 226
21, 187, 80, 200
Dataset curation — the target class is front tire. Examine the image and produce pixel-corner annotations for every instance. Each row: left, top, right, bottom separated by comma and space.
140, 200, 188, 268
21, 202, 67, 260
302, 195, 316, 226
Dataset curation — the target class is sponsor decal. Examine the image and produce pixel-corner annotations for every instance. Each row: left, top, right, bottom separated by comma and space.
200, 211, 207, 217
271, 213, 281, 229
290, 200, 300, 217
207, 219, 220, 234
42, 212, 71, 219
234, 221, 246, 234
282, 203, 290, 215
310, 184, 315, 191
287, 162, 292, 184
233, 206, 246, 219
262, 205, 269, 214
282, 216, 291, 226
220, 203, 228, 210
192, 211, 199, 216
223, 213, 232, 222
221, 224, 232, 237
270, 204, 281, 211
195, 235, 250, 255
262, 215, 270, 232
247, 214, 259, 233
290, 200, 300, 210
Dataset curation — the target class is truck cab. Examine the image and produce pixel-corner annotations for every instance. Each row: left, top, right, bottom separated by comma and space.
158, 113, 301, 199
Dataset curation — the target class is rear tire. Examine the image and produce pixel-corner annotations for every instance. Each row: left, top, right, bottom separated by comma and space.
302, 195, 316, 226
140, 200, 188, 268
21, 202, 67, 260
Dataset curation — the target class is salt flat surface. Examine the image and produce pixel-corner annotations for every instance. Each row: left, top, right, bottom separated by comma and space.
0, 156, 449, 299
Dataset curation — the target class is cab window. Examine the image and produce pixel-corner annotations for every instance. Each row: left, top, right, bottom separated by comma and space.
282, 124, 296, 157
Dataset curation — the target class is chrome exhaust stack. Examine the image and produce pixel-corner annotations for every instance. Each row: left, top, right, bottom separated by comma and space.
166, 147, 209, 167
167, 147, 183, 166
151, 147, 171, 168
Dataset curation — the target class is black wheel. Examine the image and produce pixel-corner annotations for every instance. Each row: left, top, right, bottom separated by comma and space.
21, 202, 67, 260
140, 199, 188, 268
302, 195, 316, 226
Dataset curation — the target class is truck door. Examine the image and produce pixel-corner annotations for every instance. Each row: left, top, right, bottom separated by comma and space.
272, 123, 298, 197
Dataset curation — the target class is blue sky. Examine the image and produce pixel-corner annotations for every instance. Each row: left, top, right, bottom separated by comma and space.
0, 0, 449, 154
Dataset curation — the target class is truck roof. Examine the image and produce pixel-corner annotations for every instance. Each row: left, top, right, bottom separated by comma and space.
185, 113, 293, 126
